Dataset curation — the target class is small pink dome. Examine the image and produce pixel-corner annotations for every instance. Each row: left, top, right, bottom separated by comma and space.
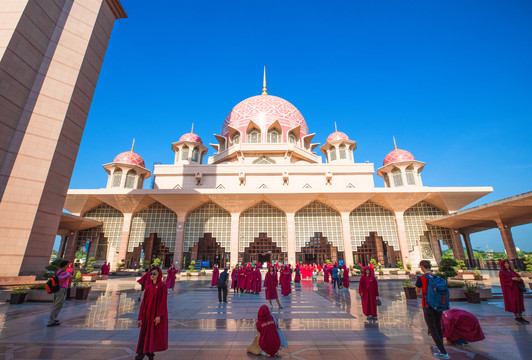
113, 151, 145, 168
383, 149, 415, 166
326, 131, 349, 143
179, 132, 203, 144
221, 95, 309, 141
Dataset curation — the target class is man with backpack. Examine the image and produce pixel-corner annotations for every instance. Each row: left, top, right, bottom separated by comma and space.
416, 260, 450, 359
47, 260, 72, 327
217, 267, 230, 303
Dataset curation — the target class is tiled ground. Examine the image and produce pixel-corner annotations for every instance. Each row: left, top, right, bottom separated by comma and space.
0, 277, 530, 360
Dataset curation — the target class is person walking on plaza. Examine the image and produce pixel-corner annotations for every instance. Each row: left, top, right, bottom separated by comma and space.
416, 260, 450, 359
136, 266, 168, 360
264, 266, 283, 309
323, 264, 330, 283
359, 266, 379, 321
332, 264, 340, 288
165, 263, 178, 295
253, 264, 262, 294
211, 264, 219, 287
217, 267, 230, 303
238, 264, 247, 293
499, 259, 529, 324
294, 264, 301, 284
47, 260, 72, 327
231, 265, 238, 294
342, 265, 350, 288
280, 265, 291, 296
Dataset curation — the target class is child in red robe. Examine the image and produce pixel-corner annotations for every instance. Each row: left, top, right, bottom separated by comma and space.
136, 266, 168, 360
359, 266, 379, 321
499, 259, 528, 324
256, 305, 281, 357
342, 265, 350, 288
211, 264, 219, 287
264, 266, 283, 309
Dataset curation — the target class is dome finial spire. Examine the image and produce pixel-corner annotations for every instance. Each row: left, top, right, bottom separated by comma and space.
262, 66, 268, 95
191, 123, 194, 134
131, 138, 135, 152
393, 136, 397, 150
334, 121, 337, 132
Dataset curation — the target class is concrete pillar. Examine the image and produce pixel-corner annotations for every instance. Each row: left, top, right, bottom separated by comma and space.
496, 220, 518, 260
462, 233, 475, 265
394, 212, 410, 267
173, 220, 185, 270
63, 230, 79, 262
429, 234, 442, 264
451, 229, 466, 261
114, 213, 132, 270
286, 213, 296, 265
230, 213, 240, 266
340, 212, 354, 267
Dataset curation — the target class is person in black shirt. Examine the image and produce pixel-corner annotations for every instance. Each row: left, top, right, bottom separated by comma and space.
217, 267, 230, 303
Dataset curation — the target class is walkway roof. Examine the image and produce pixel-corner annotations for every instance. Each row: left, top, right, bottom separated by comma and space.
58, 212, 102, 231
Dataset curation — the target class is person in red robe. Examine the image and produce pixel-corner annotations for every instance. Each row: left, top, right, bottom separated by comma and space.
100, 263, 107, 276
136, 266, 168, 360
255, 304, 281, 357
264, 266, 283, 308
499, 259, 528, 324
441, 309, 485, 344
280, 265, 291, 296
238, 265, 247, 293
294, 264, 301, 284
342, 265, 350, 288
359, 266, 379, 321
246, 264, 254, 293
323, 264, 330, 283
165, 264, 178, 294
211, 264, 219, 287
231, 266, 238, 293
253, 264, 262, 294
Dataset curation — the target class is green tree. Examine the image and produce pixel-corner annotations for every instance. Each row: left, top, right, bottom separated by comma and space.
436, 258, 458, 282
152, 258, 162, 266
524, 256, 532, 272
85, 257, 95, 274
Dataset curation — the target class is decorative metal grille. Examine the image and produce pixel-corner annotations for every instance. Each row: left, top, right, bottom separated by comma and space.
184, 202, 231, 252
404, 201, 451, 250
295, 201, 343, 252
129, 203, 177, 253
349, 201, 399, 250
239, 201, 287, 252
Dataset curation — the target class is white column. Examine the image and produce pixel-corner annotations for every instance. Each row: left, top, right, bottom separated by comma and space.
114, 213, 132, 270
286, 213, 296, 265
394, 211, 410, 268
340, 212, 354, 267
173, 220, 185, 270
230, 213, 240, 266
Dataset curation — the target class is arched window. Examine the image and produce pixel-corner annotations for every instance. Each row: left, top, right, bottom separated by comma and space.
192, 148, 199, 162
329, 148, 337, 161
268, 129, 280, 143
289, 133, 297, 145
392, 168, 403, 187
230, 133, 240, 146
138, 174, 145, 189
181, 146, 189, 160
112, 169, 122, 187
383, 173, 390, 187
406, 166, 416, 185
247, 129, 260, 143
125, 169, 136, 189
339, 145, 346, 159
348, 148, 353, 160
174, 148, 180, 163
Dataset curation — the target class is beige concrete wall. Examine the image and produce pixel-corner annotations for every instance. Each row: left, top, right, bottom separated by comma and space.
0, 0, 125, 276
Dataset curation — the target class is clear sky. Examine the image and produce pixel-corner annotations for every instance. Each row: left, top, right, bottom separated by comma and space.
69, 0, 532, 252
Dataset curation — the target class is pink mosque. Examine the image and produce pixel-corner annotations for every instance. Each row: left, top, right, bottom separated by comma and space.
62, 73, 492, 270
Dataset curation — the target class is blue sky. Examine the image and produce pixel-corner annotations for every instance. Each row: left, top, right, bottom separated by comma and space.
68, 0, 532, 251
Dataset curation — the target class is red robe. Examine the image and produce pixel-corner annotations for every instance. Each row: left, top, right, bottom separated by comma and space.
165, 267, 177, 289
342, 265, 350, 288
323, 265, 330, 283
264, 270, 278, 300
499, 260, 525, 314
211, 266, 220, 287
238, 268, 247, 291
100, 263, 107, 275
231, 268, 238, 289
442, 309, 485, 343
138, 271, 151, 288
281, 266, 291, 296
256, 305, 281, 356
359, 267, 379, 317
137, 267, 168, 354
253, 267, 262, 293
294, 265, 301, 282
246, 266, 254, 291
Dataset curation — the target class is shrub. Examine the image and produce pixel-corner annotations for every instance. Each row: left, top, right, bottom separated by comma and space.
369, 259, 378, 268
437, 258, 458, 282
447, 282, 465, 288
455, 260, 467, 271
30, 283, 46, 289
474, 267, 482, 277
464, 281, 478, 292
152, 258, 162, 266
406, 263, 412, 270
85, 257, 95, 274
525, 256, 532, 272
396, 261, 403, 268
402, 280, 414, 288
12, 286, 29, 294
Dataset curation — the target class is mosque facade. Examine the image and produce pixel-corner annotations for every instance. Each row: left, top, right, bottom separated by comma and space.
63, 76, 492, 270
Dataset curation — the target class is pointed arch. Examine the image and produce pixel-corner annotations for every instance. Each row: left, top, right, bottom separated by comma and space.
404, 201, 451, 250
129, 202, 177, 253
184, 201, 231, 252
239, 201, 287, 252
295, 201, 343, 252
349, 201, 399, 250
246, 120, 261, 143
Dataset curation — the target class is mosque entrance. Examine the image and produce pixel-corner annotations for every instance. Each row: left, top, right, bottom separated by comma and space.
187, 233, 227, 268
241, 233, 286, 265
354, 232, 399, 267
296, 232, 339, 264
126, 233, 174, 269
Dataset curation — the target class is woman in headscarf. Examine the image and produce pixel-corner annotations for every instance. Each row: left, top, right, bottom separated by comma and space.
441, 309, 485, 345
255, 305, 281, 357
246, 263, 254, 293
253, 264, 262, 294
165, 263, 178, 295
211, 264, 219, 287
294, 264, 301, 284
231, 265, 238, 294
280, 265, 291, 296
136, 265, 168, 360
323, 264, 330, 283
359, 266, 379, 321
264, 266, 283, 309
499, 259, 528, 324
342, 265, 350, 288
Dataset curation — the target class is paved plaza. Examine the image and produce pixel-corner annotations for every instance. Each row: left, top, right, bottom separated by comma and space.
0, 278, 530, 360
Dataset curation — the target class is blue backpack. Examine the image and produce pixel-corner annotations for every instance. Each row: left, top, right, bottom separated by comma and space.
423, 274, 450, 311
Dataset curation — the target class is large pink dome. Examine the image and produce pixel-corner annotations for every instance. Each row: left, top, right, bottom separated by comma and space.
326, 131, 349, 143
179, 132, 202, 144
221, 95, 309, 140
113, 151, 145, 168
383, 149, 415, 166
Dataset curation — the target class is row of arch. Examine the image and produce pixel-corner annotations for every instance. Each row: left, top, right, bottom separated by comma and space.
76, 199, 452, 265
110, 168, 145, 189
383, 166, 422, 187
